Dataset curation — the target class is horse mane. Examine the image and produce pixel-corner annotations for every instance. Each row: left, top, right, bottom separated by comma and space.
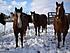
61, 6, 65, 21
34, 12, 40, 16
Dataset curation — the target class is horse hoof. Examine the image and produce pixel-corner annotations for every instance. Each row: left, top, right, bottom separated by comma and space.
15, 46, 19, 49
21, 46, 24, 48
62, 45, 64, 47
37, 51, 40, 53
57, 46, 60, 49
28, 28, 30, 30
16, 45, 19, 47
54, 38, 56, 40
38, 35, 40, 36
35, 34, 37, 36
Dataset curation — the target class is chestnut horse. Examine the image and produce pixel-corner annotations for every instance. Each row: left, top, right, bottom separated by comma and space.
12, 7, 29, 48
53, 2, 69, 48
31, 11, 47, 36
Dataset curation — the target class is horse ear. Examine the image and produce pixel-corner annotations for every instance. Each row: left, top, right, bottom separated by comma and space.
15, 7, 17, 11
10, 12, 13, 14
10, 12, 13, 16
56, 2, 58, 6
20, 7, 23, 11
1, 13, 3, 15
61, 1, 63, 6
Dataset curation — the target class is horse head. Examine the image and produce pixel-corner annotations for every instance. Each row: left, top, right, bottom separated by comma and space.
15, 7, 23, 28
31, 11, 35, 22
56, 1, 65, 20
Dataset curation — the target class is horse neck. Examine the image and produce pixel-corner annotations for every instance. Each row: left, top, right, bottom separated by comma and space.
61, 12, 65, 20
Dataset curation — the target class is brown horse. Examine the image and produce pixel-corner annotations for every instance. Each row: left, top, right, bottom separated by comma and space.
12, 7, 29, 48
53, 2, 69, 48
31, 11, 47, 36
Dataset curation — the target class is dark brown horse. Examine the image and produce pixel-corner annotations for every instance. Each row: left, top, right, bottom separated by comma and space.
31, 11, 47, 36
0, 13, 9, 34
53, 2, 69, 48
22, 13, 32, 30
0, 13, 6, 25
27, 14, 33, 29
12, 7, 29, 48
0, 13, 6, 34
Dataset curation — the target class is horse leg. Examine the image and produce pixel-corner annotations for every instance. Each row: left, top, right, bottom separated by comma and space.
63, 31, 68, 47
14, 32, 18, 48
4, 25, 6, 35
20, 32, 24, 48
42, 27, 43, 32
35, 26, 37, 36
57, 32, 61, 48
38, 26, 40, 36
28, 24, 30, 30
45, 26, 47, 33
54, 30, 56, 40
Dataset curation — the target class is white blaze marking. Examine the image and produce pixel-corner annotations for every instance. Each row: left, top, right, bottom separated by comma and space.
17, 13, 22, 28
31, 14, 34, 21
57, 6, 60, 15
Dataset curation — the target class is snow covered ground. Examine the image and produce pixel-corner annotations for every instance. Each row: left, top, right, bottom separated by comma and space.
0, 22, 70, 53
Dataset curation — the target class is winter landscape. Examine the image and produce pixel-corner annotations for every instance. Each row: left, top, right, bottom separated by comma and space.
0, 0, 70, 53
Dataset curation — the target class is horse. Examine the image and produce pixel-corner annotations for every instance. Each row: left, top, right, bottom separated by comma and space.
11, 12, 32, 30
31, 11, 47, 36
0, 13, 6, 25
12, 7, 29, 48
0, 13, 9, 34
27, 14, 33, 29
53, 2, 69, 48
21, 13, 32, 30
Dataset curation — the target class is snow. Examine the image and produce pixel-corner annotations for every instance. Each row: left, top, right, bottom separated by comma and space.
0, 22, 70, 53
